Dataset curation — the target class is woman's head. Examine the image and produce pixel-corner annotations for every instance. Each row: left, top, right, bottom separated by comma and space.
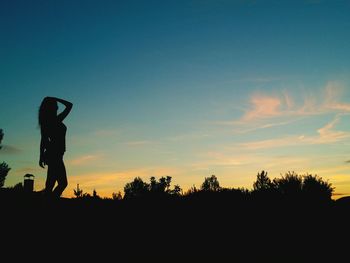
39, 97, 58, 128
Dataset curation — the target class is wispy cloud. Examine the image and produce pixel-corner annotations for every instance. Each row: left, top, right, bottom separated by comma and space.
191, 152, 251, 171
166, 133, 211, 142
240, 89, 323, 123
240, 136, 300, 150
308, 165, 350, 175
311, 115, 350, 144
242, 94, 282, 121
239, 115, 350, 150
123, 133, 210, 147
216, 81, 350, 135
93, 129, 120, 137
324, 81, 350, 112
14, 167, 42, 174
190, 150, 310, 175
125, 140, 154, 146
0, 145, 22, 154
227, 119, 302, 134
69, 154, 102, 166
238, 76, 283, 83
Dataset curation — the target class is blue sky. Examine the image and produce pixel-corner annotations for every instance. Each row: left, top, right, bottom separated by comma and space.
1, 0, 350, 197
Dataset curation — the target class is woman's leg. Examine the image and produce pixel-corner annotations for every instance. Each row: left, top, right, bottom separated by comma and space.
52, 157, 68, 197
45, 163, 57, 195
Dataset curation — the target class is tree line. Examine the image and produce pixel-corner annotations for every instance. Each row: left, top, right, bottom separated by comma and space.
72, 171, 334, 205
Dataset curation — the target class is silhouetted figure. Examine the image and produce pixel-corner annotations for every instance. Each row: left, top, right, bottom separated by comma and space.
38, 97, 73, 198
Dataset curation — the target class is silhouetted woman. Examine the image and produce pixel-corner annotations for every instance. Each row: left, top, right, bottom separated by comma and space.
39, 97, 73, 198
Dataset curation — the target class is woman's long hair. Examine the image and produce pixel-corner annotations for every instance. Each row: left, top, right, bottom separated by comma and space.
38, 97, 58, 133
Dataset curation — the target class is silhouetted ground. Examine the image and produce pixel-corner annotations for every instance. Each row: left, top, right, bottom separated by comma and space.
1, 189, 349, 262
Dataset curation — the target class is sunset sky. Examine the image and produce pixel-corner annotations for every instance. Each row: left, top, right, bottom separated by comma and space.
1, 0, 350, 198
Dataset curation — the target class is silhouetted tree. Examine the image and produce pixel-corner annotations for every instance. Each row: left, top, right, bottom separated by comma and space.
124, 177, 149, 199
0, 129, 11, 188
159, 176, 172, 192
93, 189, 100, 199
83, 192, 91, 198
253, 170, 274, 192
0, 163, 10, 188
169, 184, 182, 196
184, 184, 198, 195
112, 191, 123, 200
73, 184, 83, 198
149, 176, 177, 194
201, 175, 221, 192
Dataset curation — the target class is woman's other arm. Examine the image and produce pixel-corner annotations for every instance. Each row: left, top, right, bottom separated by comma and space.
39, 132, 49, 168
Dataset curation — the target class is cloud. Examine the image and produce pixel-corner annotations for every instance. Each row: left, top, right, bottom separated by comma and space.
237, 77, 283, 83
240, 136, 301, 150
315, 115, 348, 141
283, 89, 294, 109
216, 81, 350, 135
228, 119, 302, 134
242, 95, 282, 121
308, 165, 350, 175
123, 133, 209, 147
190, 150, 310, 175
93, 129, 120, 137
324, 81, 350, 112
0, 145, 22, 154
239, 115, 350, 150
14, 167, 42, 174
191, 151, 250, 170
241, 90, 324, 122
166, 133, 210, 142
69, 154, 102, 166
125, 140, 154, 146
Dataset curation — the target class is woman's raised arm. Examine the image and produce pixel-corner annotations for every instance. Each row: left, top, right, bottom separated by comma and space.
52, 97, 73, 122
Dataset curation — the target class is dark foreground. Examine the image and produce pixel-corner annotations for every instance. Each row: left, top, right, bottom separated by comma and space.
2, 190, 350, 262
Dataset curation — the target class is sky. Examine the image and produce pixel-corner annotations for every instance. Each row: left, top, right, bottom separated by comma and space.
1, 0, 350, 198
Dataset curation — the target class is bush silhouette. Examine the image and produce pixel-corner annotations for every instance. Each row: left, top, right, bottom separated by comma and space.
302, 174, 334, 202
0, 129, 11, 188
273, 171, 303, 196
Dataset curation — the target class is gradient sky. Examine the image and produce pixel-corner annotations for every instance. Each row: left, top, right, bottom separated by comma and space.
1, 0, 350, 198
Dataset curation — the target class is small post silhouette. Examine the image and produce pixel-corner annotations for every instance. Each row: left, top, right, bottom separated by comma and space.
23, 174, 35, 192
